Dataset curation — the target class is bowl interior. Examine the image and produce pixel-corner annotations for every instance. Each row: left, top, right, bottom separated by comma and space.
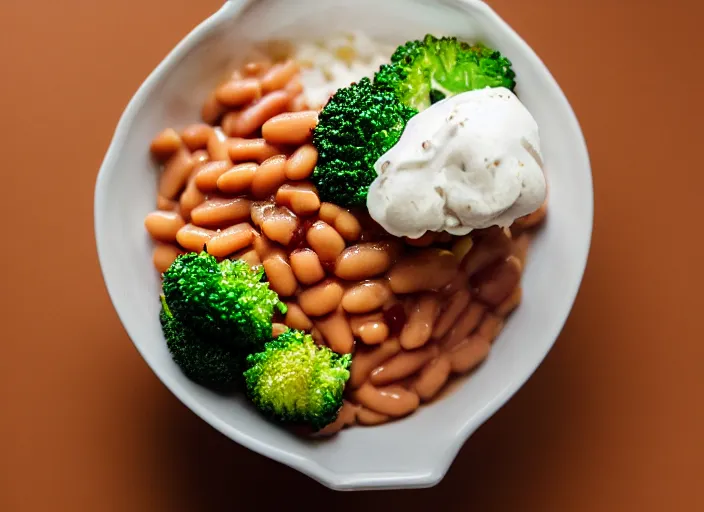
95, 0, 592, 490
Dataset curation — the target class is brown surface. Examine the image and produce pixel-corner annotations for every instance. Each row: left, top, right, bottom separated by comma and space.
1, 0, 703, 510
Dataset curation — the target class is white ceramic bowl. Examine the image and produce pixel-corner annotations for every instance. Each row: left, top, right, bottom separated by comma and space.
94, 0, 593, 491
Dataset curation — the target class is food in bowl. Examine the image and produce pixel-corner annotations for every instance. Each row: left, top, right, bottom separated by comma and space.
143, 31, 548, 437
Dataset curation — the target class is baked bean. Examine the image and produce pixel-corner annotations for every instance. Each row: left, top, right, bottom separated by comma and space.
370, 344, 439, 386
477, 313, 505, 342
159, 147, 194, 199
231, 91, 291, 137
250, 200, 274, 227
318, 202, 342, 226
191, 149, 210, 166
356, 406, 390, 426
253, 232, 276, 260
251, 155, 287, 198
442, 301, 486, 350
334, 211, 362, 242
284, 303, 313, 331
262, 111, 318, 145
432, 289, 471, 340
275, 183, 320, 216
194, 161, 232, 192
180, 176, 206, 221
231, 247, 261, 268
438, 269, 469, 297
220, 111, 241, 137
311, 327, 325, 346
447, 335, 491, 374
206, 223, 254, 258
152, 243, 183, 273
262, 250, 297, 297
404, 231, 436, 247
289, 249, 325, 285
316, 400, 357, 436
413, 355, 452, 402
206, 131, 232, 164
358, 321, 389, 345
334, 242, 396, 280
275, 182, 314, 206
298, 279, 344, 317
349, 312, 384, 336
315, 307, 354, 354
451, 235, 474, 262
349, 338, 401, 388
306, 221, 345, 262
272, 323, 289, 337
260, 59, 299, 92
216, 162, 257, 194
284, 144, 317, 180
400, 293, 440, 349
341, 280, 392, 314
261, 209, 298, 246
496, 286, 522, 317
201, 91, 226, 125
351, 383, 419, 418
157, 195, 178, 212
227, 138, 282, 163
276, 180, 317, 207
514, 201, 547, 229
180, 124, 213, 151
473, 256, 522, 307
144, 210, 185, 243
190, 197, 252, 228
438, 268, 469, 297
462, 228, 512, 276
175, 224, 215, 253
318, 203, 362, 241
150, 128, 182, 161
388, 248, 458, 294
215, 78, 262, 107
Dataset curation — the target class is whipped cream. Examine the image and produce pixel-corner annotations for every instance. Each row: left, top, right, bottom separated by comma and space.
366, 87, 546, 239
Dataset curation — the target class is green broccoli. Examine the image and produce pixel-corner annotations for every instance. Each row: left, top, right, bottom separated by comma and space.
161, 252, 284, 357
310, 36, 515, 207
374, 35, 516, 111
310, 77, 417, 207
243, 329, 352, 431
160, 295, 242, 391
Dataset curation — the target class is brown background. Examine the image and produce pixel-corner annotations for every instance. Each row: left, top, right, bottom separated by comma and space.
1, 0, 703, 510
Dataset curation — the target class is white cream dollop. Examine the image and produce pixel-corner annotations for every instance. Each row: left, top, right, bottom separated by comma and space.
366, 87, 547, 239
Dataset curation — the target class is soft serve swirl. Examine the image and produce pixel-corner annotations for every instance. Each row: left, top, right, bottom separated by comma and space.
366, 87, 546, 239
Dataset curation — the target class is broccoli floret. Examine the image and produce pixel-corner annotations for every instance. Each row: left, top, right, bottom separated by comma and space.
310, 77, 418, 207
310, 36, 516, 207
160, 296, 242, 391
375, 35, 516, 111
243, 329, 352, 431
162, 252, 283, 356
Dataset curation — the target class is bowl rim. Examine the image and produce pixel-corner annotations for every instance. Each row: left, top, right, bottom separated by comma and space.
94, 0, 593, 491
